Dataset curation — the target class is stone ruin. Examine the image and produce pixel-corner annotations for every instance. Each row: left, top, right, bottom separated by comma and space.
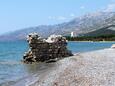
23, 33, 73, 63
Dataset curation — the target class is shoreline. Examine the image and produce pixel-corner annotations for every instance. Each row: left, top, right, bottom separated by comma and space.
69, 41, 115, 42
12, 48, 115, 86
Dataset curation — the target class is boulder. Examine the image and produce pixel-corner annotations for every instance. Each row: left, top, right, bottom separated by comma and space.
23, 33, 73, 63
111, 44, 115, 48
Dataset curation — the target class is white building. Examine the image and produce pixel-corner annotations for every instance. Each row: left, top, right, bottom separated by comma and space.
71, 32, 76, 37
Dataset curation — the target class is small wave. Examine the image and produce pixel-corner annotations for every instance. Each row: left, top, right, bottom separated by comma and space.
0, 81, 16, 86
0, 60, 21, 65
0, 52, 18, 57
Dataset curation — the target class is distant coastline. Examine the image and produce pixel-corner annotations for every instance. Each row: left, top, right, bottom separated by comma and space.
65, 35, 115, 42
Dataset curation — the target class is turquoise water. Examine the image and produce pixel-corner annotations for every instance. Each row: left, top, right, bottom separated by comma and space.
68, 41, 115, 53
0, 41, 115, 85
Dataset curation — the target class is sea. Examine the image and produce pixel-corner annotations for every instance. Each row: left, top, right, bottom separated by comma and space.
0, 40, 115, 86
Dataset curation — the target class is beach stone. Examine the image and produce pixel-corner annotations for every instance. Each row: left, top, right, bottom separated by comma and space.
23, 33, 73, 63
111, 44, 115, 48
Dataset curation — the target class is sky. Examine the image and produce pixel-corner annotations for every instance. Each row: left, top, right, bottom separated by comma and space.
0, 0, 115, 34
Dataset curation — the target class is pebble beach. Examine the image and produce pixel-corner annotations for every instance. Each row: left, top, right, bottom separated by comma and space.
13, 48, 115, 86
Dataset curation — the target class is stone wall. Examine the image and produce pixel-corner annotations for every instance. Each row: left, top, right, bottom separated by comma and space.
23, 33, 73, 63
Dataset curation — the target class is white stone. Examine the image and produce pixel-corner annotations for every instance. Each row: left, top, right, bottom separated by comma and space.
45, 34, 62, 43
111, 44, 115, 48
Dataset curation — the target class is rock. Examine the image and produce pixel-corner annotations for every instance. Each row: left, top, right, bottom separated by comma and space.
23, 33, 73, 63
111, 44, 115, 48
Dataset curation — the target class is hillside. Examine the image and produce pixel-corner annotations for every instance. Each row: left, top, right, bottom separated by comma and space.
1, 12, 115, 40
83, 25, 115, 36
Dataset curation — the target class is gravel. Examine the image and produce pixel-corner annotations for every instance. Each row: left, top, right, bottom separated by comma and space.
15, 48, 115, 86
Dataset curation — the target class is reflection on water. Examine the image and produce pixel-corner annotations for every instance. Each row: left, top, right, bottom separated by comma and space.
0, 41, 115, 85
23, 62, 57, 74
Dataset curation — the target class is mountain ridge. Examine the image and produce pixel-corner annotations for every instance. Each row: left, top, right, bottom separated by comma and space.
1, 11, 115, 40
83, 25, 115, 36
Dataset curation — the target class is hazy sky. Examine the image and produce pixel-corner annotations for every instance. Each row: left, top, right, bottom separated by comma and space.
0, 0, 115, 34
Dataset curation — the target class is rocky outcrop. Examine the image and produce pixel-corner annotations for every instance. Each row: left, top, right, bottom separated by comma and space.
23, 33, 73, 63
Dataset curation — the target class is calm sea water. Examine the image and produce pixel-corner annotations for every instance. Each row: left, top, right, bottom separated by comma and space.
0, 41, 115, 85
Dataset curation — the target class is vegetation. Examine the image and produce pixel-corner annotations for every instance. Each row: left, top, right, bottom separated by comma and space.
65, 35, 115, 41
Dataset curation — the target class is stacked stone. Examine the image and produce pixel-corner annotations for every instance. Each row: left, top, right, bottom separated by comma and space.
23, 33, 73, 63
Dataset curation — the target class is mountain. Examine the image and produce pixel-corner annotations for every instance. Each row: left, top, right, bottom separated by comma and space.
83, 25, 115, 36
1, 11, 115, 40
